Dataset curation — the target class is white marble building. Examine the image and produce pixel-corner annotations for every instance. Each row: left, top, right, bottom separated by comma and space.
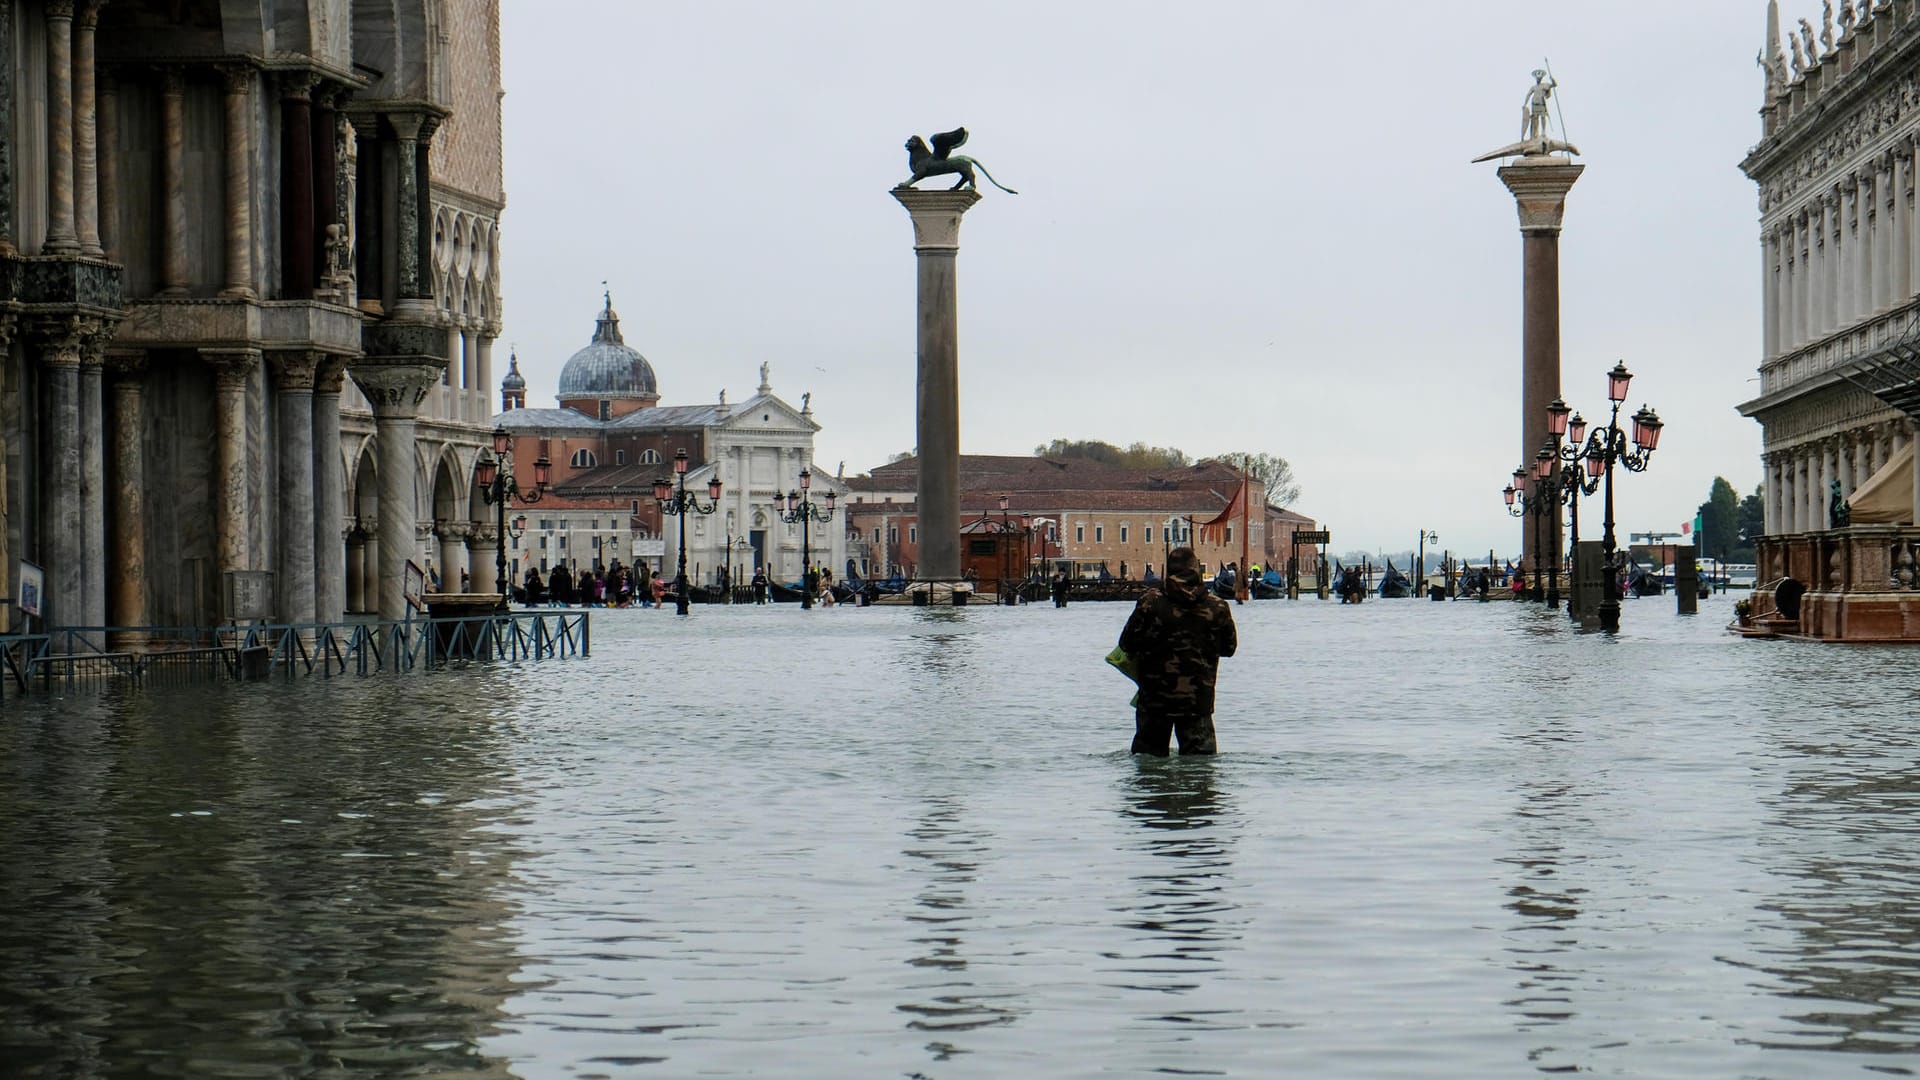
1741, 0, 1920, 532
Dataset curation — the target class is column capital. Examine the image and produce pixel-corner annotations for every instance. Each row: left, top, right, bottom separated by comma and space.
279, 70, 317, 102
105, 348, 146, 381
45, 0, 75, 19
75, 0, 102, 30
439, 521, 474, 541
201, 347, 261, 388
891, 187, 983, 250
0, 314, 16, 350
156, 65, 185, 96
1494, 160, 1585, 232
314, 354, 350, 393
272, 350, 321, 390
349, 360, 442, 419
28, 314, 105, 365
219, 64, 254, 96
470, 523, 499, 545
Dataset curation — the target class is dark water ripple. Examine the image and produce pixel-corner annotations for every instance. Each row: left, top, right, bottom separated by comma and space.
6, 595, 1920, 1076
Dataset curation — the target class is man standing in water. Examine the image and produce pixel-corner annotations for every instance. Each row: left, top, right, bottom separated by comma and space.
1119, 546, 1238, 756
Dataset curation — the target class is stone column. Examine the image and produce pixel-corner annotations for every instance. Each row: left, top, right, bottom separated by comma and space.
74, 1, 103, 257
44, 1, 80, 255
1898, 149, 1916, 306
279, 73, 316, 298
1795, 211, 1811, 348
97, 68, 117, 259
1838, 437, 1854, 500
1494, 158, 1583, 580
389, 113, 431, 315
1856, 177, 1873, 320
461, 322, 477, 397
272, 352, 319, 625
106, 350, 148, 644
477, 327, 497, 416
892, 187, 983, 582
30, 318, 87, 628
1764, 231, 1779, 359
345, 532, 366, 613
357, 525, 380, 613
312, 357, 348, 625
0, 0, 14, 255
158, 67, 189, 296
219, 66, 255, 299
440, 522, 471, 593
79, 335, 107, 631
1822, 193, 1839, 336
202, 349, 258, 577
467, 524, 497, 596
353, 124, 383, 309
1876, 156, 1895, 312
312, 87, 340, 288
1763, 455, 1779, 535
349, 362, 442, 620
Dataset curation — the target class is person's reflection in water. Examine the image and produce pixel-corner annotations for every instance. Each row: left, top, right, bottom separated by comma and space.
897, 796, 1020, 1060
1109, 760, 1243, 1011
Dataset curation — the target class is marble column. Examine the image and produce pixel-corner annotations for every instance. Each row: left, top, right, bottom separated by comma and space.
477, 328, 497, 415
1857, 176, 1874, 319
461, 322, 477, 397
313, 357, 348, 625
74, 2, 102, 257
349, 362, 442, 620
0, 0, 14, 255
440, 522, 471, 593
1838, 437, 1854, 502
1763, 233, 1778, 359
1796, 211, 1811, 347
312, 87, 341, 287
273, 352, 319, 625
1898, 149, 1916, 306
79, 336, 106, 631
1876, 157, 1895, 311
467, 525, 497, 596
202, 349, 258, 576
44, 1, 80, 255
158, 68, 189, 296
357, 525, 380, 613
1763, 455, 1779, 535
389, 113, 429, 314
280, 73, 315, 298
892, 187, 984, 581
1823, 193, 1840, 335
107, 351, 148, 643
97, 68, 117, 259
1492, 158, 1583, 583
353, 124, 383, 309
220, 66, 255, 299
346, 533, 366, 613
31, 318, 88, 628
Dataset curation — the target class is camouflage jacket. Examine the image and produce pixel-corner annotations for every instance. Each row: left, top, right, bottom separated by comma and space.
1118, 570, 1237, 717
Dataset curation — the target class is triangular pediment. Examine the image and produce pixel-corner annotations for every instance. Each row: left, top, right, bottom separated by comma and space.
720, 393, 817, 433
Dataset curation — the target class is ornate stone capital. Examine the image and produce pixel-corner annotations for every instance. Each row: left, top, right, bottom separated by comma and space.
219, 64, 254, 97
892, 187, 983, 250
470, 524, 499, 545
105, 349, 146, 382
439, 521, 473, 541
314, 354, 350, 394
0, 314, 16, 351
29, 314, 104, 367
279, 70, 317, 102
45, 0, 75, 20
1495, 161, 1586, 233
157, 65, 184, 97
271, 350, 321, 391
201, 347, 261, 389
76, 1, 102, 30
348, 360, 442, 419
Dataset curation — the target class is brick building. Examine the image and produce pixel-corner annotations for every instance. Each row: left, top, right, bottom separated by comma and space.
841, 455, 1317, 582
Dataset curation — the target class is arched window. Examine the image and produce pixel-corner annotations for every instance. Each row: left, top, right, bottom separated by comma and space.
571, 449, 597, 468
640, 448, 661, 465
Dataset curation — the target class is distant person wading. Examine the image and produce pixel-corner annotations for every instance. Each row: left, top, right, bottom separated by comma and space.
1118, 546, 1237, 756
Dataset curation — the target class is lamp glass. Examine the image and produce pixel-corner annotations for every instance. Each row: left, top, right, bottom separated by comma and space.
799, 468, 811, 491
1568, 414, 1587, 445
475, 455, 498, 489
674, 449, 689, 475
492, 427, 510, 455
1546, 397, 1571, 436
533, 456, 552, 487
653, 478, 671, 502
707, 476, 723, 500
1607, 362, 1632, 403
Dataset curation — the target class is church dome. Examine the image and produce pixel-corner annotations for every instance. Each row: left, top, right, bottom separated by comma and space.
556, 294, 657, 401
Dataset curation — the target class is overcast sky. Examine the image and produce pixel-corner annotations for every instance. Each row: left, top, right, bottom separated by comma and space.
496, 0, 1781, 558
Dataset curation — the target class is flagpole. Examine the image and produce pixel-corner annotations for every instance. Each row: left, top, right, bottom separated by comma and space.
1236, 472, 1251, 603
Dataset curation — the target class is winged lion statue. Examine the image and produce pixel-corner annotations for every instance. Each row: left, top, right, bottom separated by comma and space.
894, 127, 1018, 194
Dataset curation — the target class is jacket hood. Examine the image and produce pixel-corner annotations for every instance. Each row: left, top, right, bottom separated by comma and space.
1164, 549, 1206, 606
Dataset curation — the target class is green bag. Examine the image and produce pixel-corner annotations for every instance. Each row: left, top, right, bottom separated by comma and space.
1105, 645, 1140, 708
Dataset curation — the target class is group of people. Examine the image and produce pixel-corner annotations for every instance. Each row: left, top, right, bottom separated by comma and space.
520, 559, 662, 607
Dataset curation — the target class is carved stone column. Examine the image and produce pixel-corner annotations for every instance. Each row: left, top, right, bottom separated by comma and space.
389, 113, 427, 313
1876, 155, 1895, 312
345, 530, 366, 613
439, 521, 471, 593
97, 68, 117, 259
158, 67, 189, 296
353, 124, 383, 311
80, 334, 107, 631
279, 73, 316, 298
312, 85, 341, 290
892, 187, 983, 581
466, 524, 496, 596
273, 352, 319, 625
1763, 231, 1779, 359
356, 523, 380, 613
30, 317, 90, 627
106, 350, 147, 645
0, 0, 14, 255
219, 66, 255, 299
477, 324, 498, 412
1762, 454, 1778, 535
74, 1, 103, 257
312, 357, 348, 625
202, 349, 259, 576
349, 361, 442, 619
44, 1, 80, 255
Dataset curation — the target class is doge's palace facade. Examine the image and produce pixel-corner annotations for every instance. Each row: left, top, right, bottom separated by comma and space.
1741, 0, 1920, 536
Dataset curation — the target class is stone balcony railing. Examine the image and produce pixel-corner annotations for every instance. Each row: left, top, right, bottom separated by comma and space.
1755, 527, 1920, 639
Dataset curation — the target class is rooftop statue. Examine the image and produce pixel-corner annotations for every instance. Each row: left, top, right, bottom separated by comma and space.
1471, 70, 1580, 163
894, 127, 1019, 194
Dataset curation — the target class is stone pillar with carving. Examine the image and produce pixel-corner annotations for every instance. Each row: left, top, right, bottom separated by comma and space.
440, 521, 471, 593
891, 187, 982, 582
79, 333, 107, 631
273, 352, 319, 625
158, 67, 189, 296
1495, 157, 1583, 582
31, 317, 89, 627
202, 349, 258, 577
390, 113, 428, 315
74, 1, 103, 257
220, 66, 255, 298
43, 1, 79, 254
313, 356, 348, 625
280, 73, 316, 298
349, 361, 442, 620
466, 523, 496, 596
477, 325, 498, 414
97, 68, 117, 259
312, 86, 341, 289
106, 350, 147, 644
356, 523, 380, 613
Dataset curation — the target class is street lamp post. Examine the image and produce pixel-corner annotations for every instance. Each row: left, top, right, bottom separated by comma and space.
1503, 459, 1552, 603
652, 448, 722, 617
1416, 530, 1437, 599
1545, 397, 1605, 621
774, 467, 836, 610
1587, 362, 1663, 632
474, 425, 551, 603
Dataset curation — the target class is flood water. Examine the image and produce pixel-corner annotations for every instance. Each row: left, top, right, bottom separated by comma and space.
4, 594, 1920, 1078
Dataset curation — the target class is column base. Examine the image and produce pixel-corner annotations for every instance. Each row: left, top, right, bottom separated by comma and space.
218, 285, 256, 300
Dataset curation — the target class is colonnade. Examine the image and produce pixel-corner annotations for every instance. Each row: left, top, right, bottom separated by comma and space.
1765, 140, 1920, 357
1763, 420, 1915, 533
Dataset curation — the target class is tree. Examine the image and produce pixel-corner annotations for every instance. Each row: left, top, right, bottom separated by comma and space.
1735, 483, 1764, 562
1694, 476, 1741, 562
1209, 452, 1302, 508
1033, 438, 1191, 470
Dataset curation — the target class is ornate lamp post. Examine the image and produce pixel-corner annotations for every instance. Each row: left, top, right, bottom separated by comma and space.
1582, 361, 1663, 632
474, 425, 550, 602
1503, 457, 1552, 603
1415, 530, 1437, 598
652, 448, 722, 616
1545, 396, 1605, 620
774, 467, 836, 610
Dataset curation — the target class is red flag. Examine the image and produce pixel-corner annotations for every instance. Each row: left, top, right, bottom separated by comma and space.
1196, 481, 1245, 547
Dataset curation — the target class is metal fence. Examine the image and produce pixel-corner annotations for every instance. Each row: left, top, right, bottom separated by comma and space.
0, 611, 589, 701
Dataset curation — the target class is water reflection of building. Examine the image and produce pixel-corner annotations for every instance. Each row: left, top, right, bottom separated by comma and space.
494, 299, 843, 585
1, 0, 510, 631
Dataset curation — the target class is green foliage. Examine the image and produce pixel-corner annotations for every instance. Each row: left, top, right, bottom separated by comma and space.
1209, 451, 1302, 508
1694, 476, 1744, 562
1033, 438, 1191, 470
1736, 483, 1765, 561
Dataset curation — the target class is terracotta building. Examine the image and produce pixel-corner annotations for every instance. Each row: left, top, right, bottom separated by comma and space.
841, 455, 1316, 582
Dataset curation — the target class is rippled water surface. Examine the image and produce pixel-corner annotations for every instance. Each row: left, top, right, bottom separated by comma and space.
6, 595, 1920, 1077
